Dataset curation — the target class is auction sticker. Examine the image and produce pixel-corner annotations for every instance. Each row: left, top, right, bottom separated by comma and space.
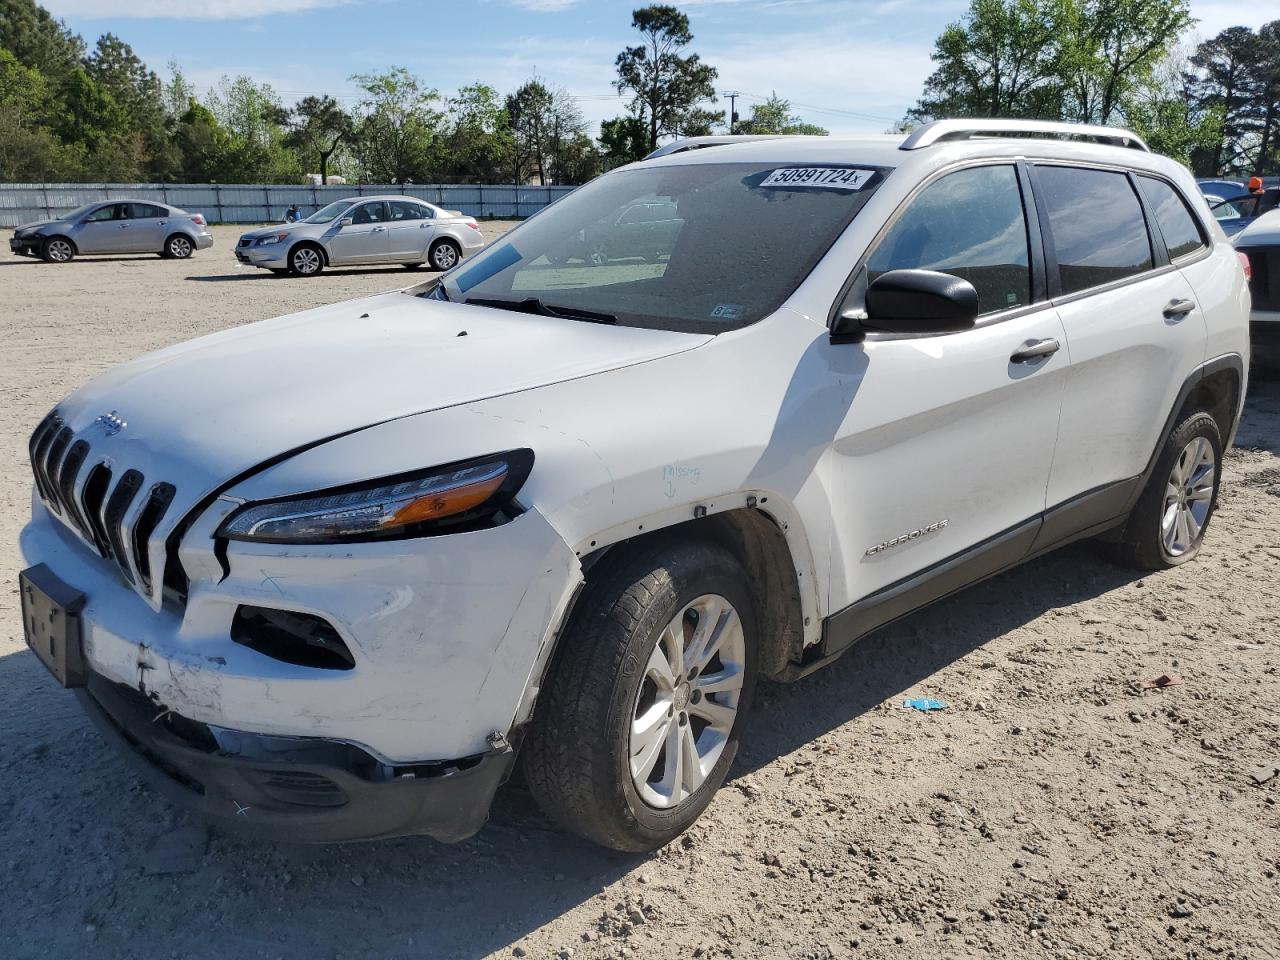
760, 167, 875, 190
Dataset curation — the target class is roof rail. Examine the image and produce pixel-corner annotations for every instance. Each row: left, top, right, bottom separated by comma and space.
900, 119, 1149, 152
643, 134, 804, 160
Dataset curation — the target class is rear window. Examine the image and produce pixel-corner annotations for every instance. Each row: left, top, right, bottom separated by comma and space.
1137, 177, 1206, 260
1036, 165, 1153, 295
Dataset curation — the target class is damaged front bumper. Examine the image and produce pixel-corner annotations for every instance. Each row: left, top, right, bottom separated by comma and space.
79, 671, 512, 843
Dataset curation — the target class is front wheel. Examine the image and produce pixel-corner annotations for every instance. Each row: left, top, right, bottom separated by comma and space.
1115, 411, 1222, 569
41, 237, 74, 263
523, 539, 756, 851
288, 243, 324, 276
429, 239, 461, 271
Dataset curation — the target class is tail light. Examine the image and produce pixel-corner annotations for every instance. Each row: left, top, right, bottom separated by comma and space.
1237, 250, 1252, 281
191, 214, 206, 226
465, 219, 481, 231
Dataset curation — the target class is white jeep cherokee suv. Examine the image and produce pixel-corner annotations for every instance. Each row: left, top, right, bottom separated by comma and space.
19, 120, 1250, 851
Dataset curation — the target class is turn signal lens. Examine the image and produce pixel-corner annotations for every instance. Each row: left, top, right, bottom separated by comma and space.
218, 451, 532, 544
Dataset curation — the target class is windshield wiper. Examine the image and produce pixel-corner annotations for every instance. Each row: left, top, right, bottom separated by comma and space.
463, 296, 617, 325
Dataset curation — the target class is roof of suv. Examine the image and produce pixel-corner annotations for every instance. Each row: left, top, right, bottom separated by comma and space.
638, 122, 1188, 183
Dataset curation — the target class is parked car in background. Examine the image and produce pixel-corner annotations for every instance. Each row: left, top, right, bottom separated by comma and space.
19, 119, 1249, 852
549, 199, 684, 266
234, 195, 485, 276
1197, 178, 1244, 200
9, 201, 213, 262
1210, 188, 1280, 237
1233, 210, 1280, 368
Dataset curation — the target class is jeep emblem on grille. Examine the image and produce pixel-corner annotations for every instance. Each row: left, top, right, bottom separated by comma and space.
93, 411, 126, 436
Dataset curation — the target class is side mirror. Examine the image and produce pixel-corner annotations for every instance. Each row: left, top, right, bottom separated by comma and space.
860, 269, 979, 335
339, 217, 353, 228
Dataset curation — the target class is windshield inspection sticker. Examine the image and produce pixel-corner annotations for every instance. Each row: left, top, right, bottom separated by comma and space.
711, 303, 744, 320
760, 167, 875, 190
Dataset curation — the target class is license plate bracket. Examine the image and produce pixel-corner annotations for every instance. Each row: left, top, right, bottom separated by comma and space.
20, 564, 87, 688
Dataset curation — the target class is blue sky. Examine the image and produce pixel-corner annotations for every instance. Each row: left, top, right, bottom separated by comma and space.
40, 0, 1274, 137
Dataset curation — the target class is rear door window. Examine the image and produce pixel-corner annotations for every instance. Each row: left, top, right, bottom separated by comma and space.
1137, 177, 1206, 260
388, 201, 428, 221
1035, 166, 1153, 295
126, 203, 166, 219
866, 164, 1031, 316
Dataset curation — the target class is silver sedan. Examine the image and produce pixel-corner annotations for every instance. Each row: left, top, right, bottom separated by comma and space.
234, 195, 486, 276
9, 200, 214, 262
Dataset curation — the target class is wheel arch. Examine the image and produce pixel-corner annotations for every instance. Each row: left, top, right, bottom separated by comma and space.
44, 234, 78, 255
291, 238, 329, 266
1177, 356, 1243, 451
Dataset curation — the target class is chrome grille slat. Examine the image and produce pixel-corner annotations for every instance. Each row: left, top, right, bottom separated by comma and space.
42, 426, 73, 515
28, 412, 181, 606
56, 439, 90, 535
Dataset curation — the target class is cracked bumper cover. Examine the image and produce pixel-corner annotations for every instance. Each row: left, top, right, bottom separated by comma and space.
20, 495, 581, 839
78, 671, 513, 843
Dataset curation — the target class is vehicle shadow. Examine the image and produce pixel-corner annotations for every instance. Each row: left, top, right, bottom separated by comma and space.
0, 255, 166, 266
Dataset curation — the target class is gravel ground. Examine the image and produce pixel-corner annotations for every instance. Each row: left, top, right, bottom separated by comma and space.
1, 224, 1277, 960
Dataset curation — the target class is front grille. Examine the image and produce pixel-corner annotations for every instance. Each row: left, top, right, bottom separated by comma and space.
29, 412, 179, 602
1244, 245, 1278, 312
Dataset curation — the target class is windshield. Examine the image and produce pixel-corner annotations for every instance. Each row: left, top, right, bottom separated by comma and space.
440, 162, 889, 333
59, 204, 101, 221
305, 200, 352, 224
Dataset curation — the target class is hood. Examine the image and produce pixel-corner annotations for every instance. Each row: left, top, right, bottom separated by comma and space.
15, 218, 64, 234
238, 224, 307, 241
50, 291, 709, 513
1235, 208, 1280, 247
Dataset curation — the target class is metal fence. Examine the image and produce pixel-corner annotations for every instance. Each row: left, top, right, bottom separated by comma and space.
0, 182, 577, 227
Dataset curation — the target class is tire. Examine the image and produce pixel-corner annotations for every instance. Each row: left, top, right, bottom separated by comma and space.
429, 239, 461, 271
523, 538, 757, 851
163, 234, 193, 259
1114, 411, 1222, 570
288, 243, 324, 276
41, 237, 74, 263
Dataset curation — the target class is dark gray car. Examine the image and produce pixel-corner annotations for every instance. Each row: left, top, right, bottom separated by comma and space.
9, 200, 214, 262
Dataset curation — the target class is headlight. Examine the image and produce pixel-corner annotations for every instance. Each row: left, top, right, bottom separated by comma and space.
218, 449, 534, 544
257, 233, 290, 246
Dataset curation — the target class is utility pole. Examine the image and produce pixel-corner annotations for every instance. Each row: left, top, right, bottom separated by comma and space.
722, 90, 741, 135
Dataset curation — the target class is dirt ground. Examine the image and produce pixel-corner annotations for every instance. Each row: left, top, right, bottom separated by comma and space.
1, 223, 1277, 960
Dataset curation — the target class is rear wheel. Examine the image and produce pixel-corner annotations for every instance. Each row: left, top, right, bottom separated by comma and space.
429, 239, 460, 271
163, 234, 193, 259
41, 237, 74, 263
288, 243, 324, 276
523, 538, 756, 851
1115, 411, 1221, 569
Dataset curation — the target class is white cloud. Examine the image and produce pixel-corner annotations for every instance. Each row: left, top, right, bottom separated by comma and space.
41, 0, 354, 18
510, 0, 579, 11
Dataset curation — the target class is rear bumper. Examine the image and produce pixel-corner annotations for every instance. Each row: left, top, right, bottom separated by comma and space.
194, 233, 214, 251
78, 670, 514, 843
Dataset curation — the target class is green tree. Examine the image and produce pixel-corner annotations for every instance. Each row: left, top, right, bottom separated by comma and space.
599, 115, 649, 167
351, 66, 442, 184
0, 48, 71, 180
0, 0, 83, 81
1121, 50, 1221, 168
438, 83, 513, 182
908, 0, 1063, 123
1057, 0, 1192, 125
204, 75, 300, 182
736, 93, 829, 135
614, 4, 719, 151
87, 33, 179, 179
1186, 26, 1266, 174
287, 95, 353, 184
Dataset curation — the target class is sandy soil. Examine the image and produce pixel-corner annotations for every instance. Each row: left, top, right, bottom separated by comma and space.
1, 224, 1277, 960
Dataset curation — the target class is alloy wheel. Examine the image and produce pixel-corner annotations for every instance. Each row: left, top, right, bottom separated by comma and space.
292, 247, 321, 275
432, 242, 459, 270
169, 236, 192, 259
629, 593, 746, 810
1162, 435, 1215, 556
47, 239, 73, 262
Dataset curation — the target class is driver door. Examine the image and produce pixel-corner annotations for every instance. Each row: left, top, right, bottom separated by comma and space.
73, 203, 127, 254
824, 163, 1068, 649
328, 201, 390, 264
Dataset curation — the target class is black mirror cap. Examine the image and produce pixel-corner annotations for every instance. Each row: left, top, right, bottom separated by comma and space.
863, 269, 979, 335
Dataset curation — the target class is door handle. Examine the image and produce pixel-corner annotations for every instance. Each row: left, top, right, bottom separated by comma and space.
1010, 338, 1061, 364
372, 226, 385, 232
1163, 298, 1196, 319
